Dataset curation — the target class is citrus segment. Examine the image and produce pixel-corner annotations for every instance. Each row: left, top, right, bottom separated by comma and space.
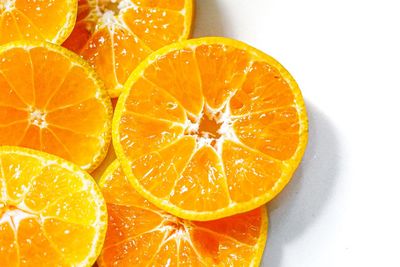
222, 140, 281, 203
169, 146, 230, 212
121, 5, 185, 50
43, 218, 97, 264
118, 113, 184, 160
131, 136, 196, 198
143, 48, 203, 115
0, 222, 18, 266
230, 61, 297, 116
0, 0, 77, 44
97, 161, 267, 267
195, 44, 250, 109
63, 0, 193, 97
233, 107, 300, 160
0, 146, 107, 266
131, 0, 186, 10
0, 41, 112, 172
125, 77, 187, 123
114, 37, 308, 220
18, 218, 67, 266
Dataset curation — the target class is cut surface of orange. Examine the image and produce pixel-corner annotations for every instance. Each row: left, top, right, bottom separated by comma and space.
0, 41, 112, 172
0, 146, 107, 267
63, 0, 193, 97
98, 160, 267, 266
0, 0, 77, 45
113, 37, 308, 220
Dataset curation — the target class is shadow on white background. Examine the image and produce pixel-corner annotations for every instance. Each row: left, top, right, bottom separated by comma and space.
194, 2, 342, 266
192, 0, 227, 37
262, 103, 340, 266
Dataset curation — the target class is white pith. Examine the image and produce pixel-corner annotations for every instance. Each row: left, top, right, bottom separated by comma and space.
28, 107, 48, 129
184, 102, 241, 154
0, 150, 107, 266
0, 0, 16, 12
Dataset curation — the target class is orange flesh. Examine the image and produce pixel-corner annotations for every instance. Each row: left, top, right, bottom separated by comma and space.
0, 44, 111, 171
116, 41, 306, 217
98, 162, 267, 266
0, 149, 106, 266
63, 0, 191, 97
0, 0, 76, 44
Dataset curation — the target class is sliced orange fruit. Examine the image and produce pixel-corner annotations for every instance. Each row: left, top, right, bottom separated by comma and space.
0, 146, 107, 266
98, 160, 267, 266
113, 37, 308, 220
0, 41, 112, 172
63, 0, 194, 97
0, 0, 77, 45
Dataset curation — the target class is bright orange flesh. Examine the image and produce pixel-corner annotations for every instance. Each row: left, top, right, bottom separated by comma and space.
0, 0, 77, 44
98, 161, 267, 267
0, 147, 107, 267
114, 37, 308, 220
63, 0, 193, 97
0, 41, 112, 172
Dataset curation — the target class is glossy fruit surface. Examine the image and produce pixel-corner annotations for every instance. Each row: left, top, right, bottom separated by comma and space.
0, 146, 107, 266
98, 160, 267, 266
0, 41, 112, 172
63, 0, 193, 97
0, 0, 77, 44
113, 37, 308, 220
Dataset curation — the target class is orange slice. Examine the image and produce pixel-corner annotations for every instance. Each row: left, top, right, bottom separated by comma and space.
63, 0, 193, 98
113, 37, 308, 220
0, 0, 77, 45
0, 41, 112, 172
98, 160, 267, 266
0, 146, 107, 266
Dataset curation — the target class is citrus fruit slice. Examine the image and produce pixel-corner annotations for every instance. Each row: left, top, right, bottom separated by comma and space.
0, 146, 107, 266
113, 37, 308, 220
98, 161, 267, 266
63, 0, 194, 97
0, 0, 77, 45
0, 41, 112, 172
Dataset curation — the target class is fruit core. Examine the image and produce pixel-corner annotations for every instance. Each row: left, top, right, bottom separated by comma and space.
98, 0, 121, 14
0, 0, 15, 12
96, 0, 132, 26
163, 215, 188, 238
29, 108, 48, 128
0, 203, 36, 227
198, 113, 222, 140
185, 105, 235, 151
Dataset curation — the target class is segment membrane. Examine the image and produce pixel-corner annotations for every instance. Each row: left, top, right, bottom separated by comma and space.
230, 61, 295, 116
222, 140, 282, 202
143, 48, 203, 115
118, 112, 184, 161
233, 107, 300, 160
125, 77, 187, 123
101, 165, 158, 209
15, 0, 71, 41
0, 47, 34, 106
169, 146, 230, 212
132, 136, 196, 198
195, 44, 250, 109
122, 6, 184, 50
0, 222, 19, 266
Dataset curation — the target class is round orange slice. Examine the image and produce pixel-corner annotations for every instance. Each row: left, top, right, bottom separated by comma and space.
98, 160, 267, 266
0, 0, 77, 45
0, 41, 112, 172
63, 0, 194, 97
113, 37, 308, 220
0, 146, 107, 266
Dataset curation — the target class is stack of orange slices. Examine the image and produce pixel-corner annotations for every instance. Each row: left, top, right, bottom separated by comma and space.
0, 0, 308, 266
63, 0, 193, 97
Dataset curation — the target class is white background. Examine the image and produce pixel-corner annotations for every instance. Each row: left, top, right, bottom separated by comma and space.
193, 0, 400, 266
